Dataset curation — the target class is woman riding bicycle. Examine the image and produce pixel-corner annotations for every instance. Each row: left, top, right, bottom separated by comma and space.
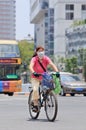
29, 46, 59, 112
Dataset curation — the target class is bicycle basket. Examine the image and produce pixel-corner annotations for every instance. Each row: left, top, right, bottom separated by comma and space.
41, 73, 54, 90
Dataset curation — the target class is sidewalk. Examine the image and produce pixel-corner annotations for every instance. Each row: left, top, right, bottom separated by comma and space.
14, 92, 29, 95
14, 83, 31, 95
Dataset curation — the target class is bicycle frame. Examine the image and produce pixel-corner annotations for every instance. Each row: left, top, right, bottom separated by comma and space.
38, 86, 50, 109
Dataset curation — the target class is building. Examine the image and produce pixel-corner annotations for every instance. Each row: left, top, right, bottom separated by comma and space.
0, 0, 16, 40
30, 0, 86, 58
50, 0, 86, 58
66, 21, 86, 58
30, 0, 54, 56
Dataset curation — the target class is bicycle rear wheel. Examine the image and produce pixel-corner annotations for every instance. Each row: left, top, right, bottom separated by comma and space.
45, 91, 58, 121
28, 90, 40, 119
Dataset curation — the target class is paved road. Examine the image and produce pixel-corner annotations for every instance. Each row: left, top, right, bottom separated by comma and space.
0, 94, 86, 130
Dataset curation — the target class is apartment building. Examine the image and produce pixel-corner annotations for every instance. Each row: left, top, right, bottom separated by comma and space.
0, 0, 16, 40
30, 0, 86, 58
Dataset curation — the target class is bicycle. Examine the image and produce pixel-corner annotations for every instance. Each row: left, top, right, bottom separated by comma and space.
28, 72, 58, 122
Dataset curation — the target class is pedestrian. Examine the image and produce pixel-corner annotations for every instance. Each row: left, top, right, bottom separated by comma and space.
29, 46, 59, 112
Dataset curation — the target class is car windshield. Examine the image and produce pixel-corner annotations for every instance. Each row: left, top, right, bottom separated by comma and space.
60, 74, 81, 82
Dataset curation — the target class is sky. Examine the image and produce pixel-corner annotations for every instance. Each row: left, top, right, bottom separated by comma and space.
16, 0, 34, 40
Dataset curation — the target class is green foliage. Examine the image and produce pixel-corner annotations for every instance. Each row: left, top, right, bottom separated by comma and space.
83, 50, 86, 81
83, 64, 86, 81
18, 40, 34, 71
65, 58, 72, 72
57, 56, 65, 63
65, 57, 78, 73
78, 48, 86, 81
72, 19, 86, 27
78, 48, 84, 66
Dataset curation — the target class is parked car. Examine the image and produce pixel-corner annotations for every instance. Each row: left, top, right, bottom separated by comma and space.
60, 72, 86, 96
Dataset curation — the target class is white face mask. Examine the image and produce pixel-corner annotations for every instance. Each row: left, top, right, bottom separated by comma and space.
37, 51, 45, 59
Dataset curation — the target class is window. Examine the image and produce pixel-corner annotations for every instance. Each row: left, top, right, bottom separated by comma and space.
49, 18, 54, 25
41, 1, 48, 9
49, 50, 54, 55
66, 4, 74, 10
66, 12, 74, 20
45, 40, 48, 43
45, 22, 48, 27
45, 12, 48, 17
45, 31, 48, 35
49, 26, 54, 33
82, 5, 86, 10
0, 66, 16, 79
50, 42, 54, 48
48, 34, 54, 41
0, 44, 20, 58
45, 35, 48, 40
49, 9, 54, 16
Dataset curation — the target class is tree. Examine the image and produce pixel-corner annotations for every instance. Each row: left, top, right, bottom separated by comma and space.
18, 40, 34, 71
56, 56, 65, 71
78, 48, 86, 81
65, 58, 72, 72
83, 49, 86, 81
65, 57, 78, 73
71, 57, 78, 73
78, 48, 84, 66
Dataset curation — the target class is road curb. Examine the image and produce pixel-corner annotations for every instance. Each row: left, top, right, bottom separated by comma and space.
14, 92, 29, 96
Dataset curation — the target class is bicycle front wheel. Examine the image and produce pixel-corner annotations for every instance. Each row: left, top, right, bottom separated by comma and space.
28, 90, 40, 119
45, 91, 58, 121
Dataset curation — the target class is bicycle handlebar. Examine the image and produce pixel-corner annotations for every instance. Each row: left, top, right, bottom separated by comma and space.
34, 72, 60, 77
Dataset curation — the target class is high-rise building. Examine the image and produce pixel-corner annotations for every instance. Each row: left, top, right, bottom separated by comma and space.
0, 0, 15, 40
30, 0, 86, 58
30, 0, 54, 56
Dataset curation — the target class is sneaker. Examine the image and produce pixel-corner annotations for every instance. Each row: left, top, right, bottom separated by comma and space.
32, 106, 38, 113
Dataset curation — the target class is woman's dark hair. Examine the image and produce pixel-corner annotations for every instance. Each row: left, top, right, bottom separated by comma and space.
32, 52, 37, 57
35, 46, 44, 52
32, 46, 44, 57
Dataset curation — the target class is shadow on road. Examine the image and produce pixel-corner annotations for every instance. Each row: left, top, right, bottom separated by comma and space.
27, 118, 59, 122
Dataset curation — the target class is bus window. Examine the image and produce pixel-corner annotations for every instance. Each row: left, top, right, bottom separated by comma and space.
0, 44, 20, 58
0, 66, 4, 78
5, 66, 16, 75
0, 66, 16, 79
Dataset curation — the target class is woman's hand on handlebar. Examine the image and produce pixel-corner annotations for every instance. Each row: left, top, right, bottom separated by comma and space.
56, 72, 60, 78
33, 72, 40, 77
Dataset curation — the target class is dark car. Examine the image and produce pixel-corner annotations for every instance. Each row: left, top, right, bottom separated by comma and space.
60, 72, 86, 96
